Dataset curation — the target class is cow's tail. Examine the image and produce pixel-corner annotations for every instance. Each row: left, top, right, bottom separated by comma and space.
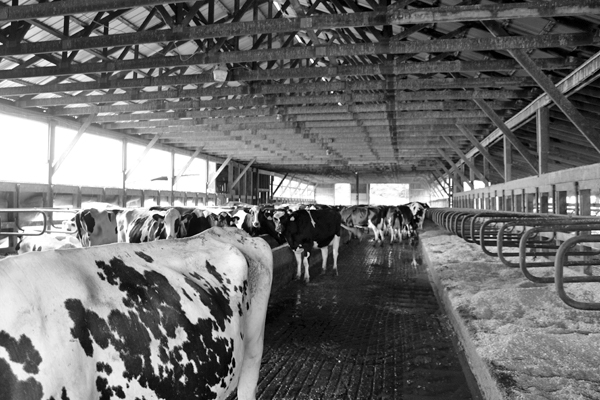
341, 224, 363, 241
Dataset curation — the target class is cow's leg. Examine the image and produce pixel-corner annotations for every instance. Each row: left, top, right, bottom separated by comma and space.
368, 221, 378, 246
320, 245, 328, 273
376, 227, 384, 247
303, 252, 310, 283
332, 234, 340, 276
294, 249, 303, 280
235, 235, 273, 400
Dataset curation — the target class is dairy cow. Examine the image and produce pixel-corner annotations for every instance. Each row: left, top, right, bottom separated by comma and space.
117, 207, 184, 243
16, 233, 82, 253
0, 227, 273, 400
396, 204, 417, 242
74, 207, 122, 247
340, 205, 386, 246
385, 206, 401, 243
273, 208, 341, 283
406, 202, 429, 230
231, 206, 258, 236
249, 206, 285, 245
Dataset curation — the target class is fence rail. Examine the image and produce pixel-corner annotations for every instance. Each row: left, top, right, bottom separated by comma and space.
429, 207, 600, 311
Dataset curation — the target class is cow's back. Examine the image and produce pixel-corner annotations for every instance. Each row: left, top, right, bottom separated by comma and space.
0, 227, 272, 400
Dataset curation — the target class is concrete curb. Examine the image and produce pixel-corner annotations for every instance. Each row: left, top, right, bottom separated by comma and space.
422, 242, 505, 400
419, 224, 600, 400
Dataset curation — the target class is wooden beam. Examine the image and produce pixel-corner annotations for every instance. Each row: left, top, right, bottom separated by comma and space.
173, 147, 201, 185
231, 158, 256, 190
51, 113, 96, 175
0, 0, 190, 22
429, 171, 448, 197
437, 148, 472, 190
442, 136, 489, 184
464, 50, 600, 165
271, 173, 289, 197
483, 20, 600, 154
536, 107, 550, 175
473, 98, 538, 173
0, 57, 578, 97
50, 91, 530, 116
17, 77, 537, 108
206, 155, 233, 188
125, 133, 163, 181
87, 100, 517, 123
456, 124, 505, 179
289, 179, 305, 198
2, 1, 597, 52
0, 31, 596, 80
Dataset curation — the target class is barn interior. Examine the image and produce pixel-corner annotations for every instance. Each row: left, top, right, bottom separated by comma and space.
1, 2, 600, 400
0, 0, 599, 200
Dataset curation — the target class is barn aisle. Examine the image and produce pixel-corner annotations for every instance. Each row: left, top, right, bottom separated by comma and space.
250, 233, 482, 400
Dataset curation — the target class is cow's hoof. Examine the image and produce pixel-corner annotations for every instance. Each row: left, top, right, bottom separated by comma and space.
294, 274, 301, 281
304, 278, 310, 284
334, 269, 338, 276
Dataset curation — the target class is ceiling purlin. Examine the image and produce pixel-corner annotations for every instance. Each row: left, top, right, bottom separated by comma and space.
1, 2, 595, 58
2, 30, 595, 81
1, 57, 577, 97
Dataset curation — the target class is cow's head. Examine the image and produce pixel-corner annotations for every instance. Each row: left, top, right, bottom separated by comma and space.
250, 205, 262, 228
162, 208, 185, 239
272, 210, 289, 234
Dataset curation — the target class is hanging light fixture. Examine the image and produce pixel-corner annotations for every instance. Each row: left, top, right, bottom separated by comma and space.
212, 64, 228, 82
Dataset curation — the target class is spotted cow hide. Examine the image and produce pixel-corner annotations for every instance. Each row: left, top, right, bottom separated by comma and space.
0, 227, 273, 400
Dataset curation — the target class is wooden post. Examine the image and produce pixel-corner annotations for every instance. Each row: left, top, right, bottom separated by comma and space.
526, 193, 535, 213
557, 190, 568, 215
504, 136, 512, 182
355, 172, 359, 205
537, 107, 550, 175
580, 189, 591, 216
122, 139, 128, 207
540, 192, 549, 214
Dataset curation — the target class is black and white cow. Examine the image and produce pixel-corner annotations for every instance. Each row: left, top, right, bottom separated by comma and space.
16, 233, 82, 253
396, 204, 417, 242
340, 205, 386, 246
385, 206, 401, 244
0, 227, 273, 400
117, 207, 184, 243
74, 207, 123, 247
249, 206, 286, 245
273, 208, 341, 283
406, 201, 429, 230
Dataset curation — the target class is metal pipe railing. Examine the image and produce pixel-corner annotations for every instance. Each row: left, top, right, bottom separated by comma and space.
0, 208, 77, 236
429, 207, 600, 311
555, 235, 600, 310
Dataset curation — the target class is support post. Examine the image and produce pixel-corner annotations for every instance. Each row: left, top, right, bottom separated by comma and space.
504, 136, 512, 182
474, 98, 538, 173
537, 107, 550, 175
356, 172, 359, 205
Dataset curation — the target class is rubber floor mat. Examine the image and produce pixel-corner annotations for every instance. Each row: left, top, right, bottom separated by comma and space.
233, 235, 482, 400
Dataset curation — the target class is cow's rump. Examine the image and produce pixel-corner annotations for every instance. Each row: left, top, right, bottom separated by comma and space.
0, 227, 272, 400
